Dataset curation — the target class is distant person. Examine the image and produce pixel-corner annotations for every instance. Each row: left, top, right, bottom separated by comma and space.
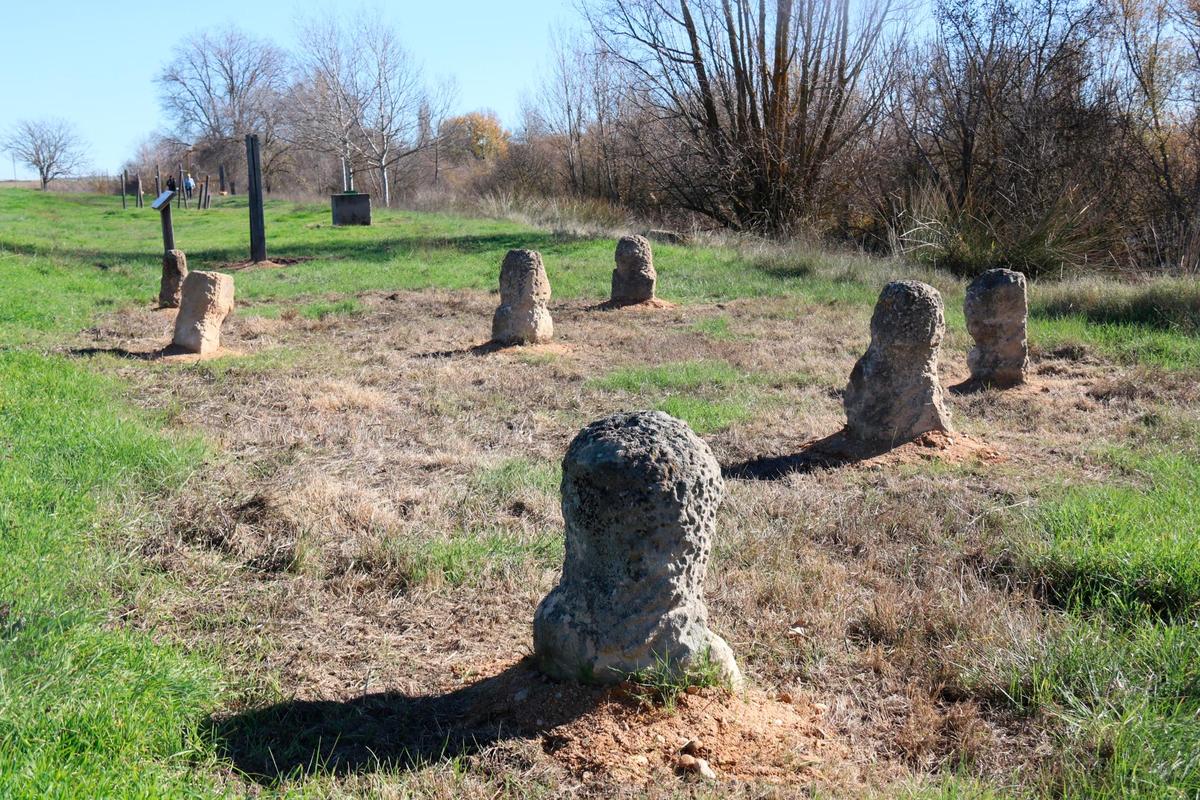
184, 173, 195, 200
166, 175, 177, 193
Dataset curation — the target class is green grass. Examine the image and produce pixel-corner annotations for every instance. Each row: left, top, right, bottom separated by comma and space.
0, 190, 834, 321
1, 189, 1197, 370
1030, 315, 1200, 371
979, 446, 1200, 798
472, 457, 561, 500
689, 316, 738, 341
300, 297, 364, 320
0, 251, 151, 347
589, 360, 758, 432
625, 648, 731, 710
1027, 450, 1200, 615
587, 360, 818, 433
392, 527, 562, 588
0, 352, 223, 797
654, 396, 754, 434
1032, 277, 1200, 334
589, 360, 745, 392
1003, 619, 1200, 799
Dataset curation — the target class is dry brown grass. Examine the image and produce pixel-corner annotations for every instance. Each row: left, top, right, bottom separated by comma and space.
68, 287, 1200, 797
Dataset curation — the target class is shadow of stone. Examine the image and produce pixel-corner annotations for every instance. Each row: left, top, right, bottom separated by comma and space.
206, 659, 600, 784
948, 377, 1022, 395
948, 377, 986, 396
412, 341, 509, 360
722, 430, 898, 480
69, 344, 192, 361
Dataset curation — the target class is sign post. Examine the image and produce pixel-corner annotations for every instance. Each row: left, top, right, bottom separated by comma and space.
151, 190, 177, 253
245, 134, 267, 263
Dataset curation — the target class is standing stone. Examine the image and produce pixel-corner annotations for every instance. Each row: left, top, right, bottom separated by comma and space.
965, 268, 1029, 386
534, 410, 741, 687
159, 249, 188, 308
844, 281, 952, 444
611, 235, 657, 304
172, 271, 235, 355
492, 249, 553, 345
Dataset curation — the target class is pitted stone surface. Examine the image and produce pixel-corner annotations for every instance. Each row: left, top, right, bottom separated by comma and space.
844, 280, 952, 444
159, 249, 188, 308
534, 410, 740, 686
965, 268, 1029, 386
172, 271, 234, 355
492, 249, 553, 344
611, 235, 657, 304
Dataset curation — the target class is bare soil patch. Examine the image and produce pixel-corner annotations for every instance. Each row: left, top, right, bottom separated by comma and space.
219, 256, 315, 271
70, 288, 1200, 796
212, 655, 858, 789
589, 298, 679, 311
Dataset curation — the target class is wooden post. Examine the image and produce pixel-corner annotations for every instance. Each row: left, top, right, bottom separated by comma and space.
245, 134, 267, 263
203, 175, 211, 209
121, 170, 127, 209
218, 164, 226, 193
154, 166, 161, 196
178, 164, 187, 209
155, 192, 176, 253
136, 173, 143, 207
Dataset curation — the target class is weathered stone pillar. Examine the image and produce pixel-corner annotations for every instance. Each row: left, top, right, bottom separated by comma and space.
965, 268, 1029, 386
172, 271, 235, 355
159, 249, 188, 308
844, 280, 951, 444
611, 235, 657, 304
534, 410, 741, 686
492, 249, 553, 345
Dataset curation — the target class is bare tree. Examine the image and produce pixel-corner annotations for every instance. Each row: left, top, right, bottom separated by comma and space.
884, 1, 1112, 269
1109, 0, 1200, 267
157, 26, 291, 188
3, 119, 88, 190
292, 15, 364, 192
536, 28, 592, 194
584, 0, 908, 232
292, 12, 451, 205
352, 14, 452, 206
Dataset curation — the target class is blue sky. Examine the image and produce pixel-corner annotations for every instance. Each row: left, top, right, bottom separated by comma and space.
0, 1, 573, 179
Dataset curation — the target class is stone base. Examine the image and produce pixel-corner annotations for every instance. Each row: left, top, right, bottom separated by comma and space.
331, 193, 371, 226
492, 304, 553, 345
968, 346, 1028, 387
610, 270, 655, 304
844, 356, 951, 444
534, 591, 741, 686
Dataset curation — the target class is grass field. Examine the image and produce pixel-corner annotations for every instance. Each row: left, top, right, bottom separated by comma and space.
0, 187, 1198, 797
